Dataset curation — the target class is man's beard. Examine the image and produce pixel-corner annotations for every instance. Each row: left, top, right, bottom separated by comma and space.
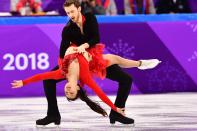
72, 12, 80, 23
75, 12, 80, 23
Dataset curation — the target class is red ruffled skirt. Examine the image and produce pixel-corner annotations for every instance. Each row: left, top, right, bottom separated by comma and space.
59, 44, 109, 79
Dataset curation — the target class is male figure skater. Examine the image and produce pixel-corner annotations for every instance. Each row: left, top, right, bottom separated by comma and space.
36, 0, 157, 126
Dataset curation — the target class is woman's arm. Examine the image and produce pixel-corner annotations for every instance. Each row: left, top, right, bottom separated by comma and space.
11, 69, 64, 88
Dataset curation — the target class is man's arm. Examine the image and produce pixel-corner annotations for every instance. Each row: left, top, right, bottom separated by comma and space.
60, 26, 70, 59
86, 13, 100, 47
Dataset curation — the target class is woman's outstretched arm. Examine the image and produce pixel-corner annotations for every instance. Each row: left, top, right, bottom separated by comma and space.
11, 69, 64, 88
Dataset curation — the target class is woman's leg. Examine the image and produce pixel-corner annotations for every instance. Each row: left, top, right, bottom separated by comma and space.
103, 54, 161, 70
103, 54, 140, 68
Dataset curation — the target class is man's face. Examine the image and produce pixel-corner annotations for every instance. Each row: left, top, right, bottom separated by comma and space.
64, 4, 81, 23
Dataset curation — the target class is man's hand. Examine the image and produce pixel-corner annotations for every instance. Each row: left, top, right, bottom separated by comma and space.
76, 45, 86, 54
76, 43, 89, 54
65, 47, 78, 55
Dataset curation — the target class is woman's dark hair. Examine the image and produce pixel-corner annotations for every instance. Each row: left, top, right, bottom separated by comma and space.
64, 0, 81, 8
67, 85, 108, 117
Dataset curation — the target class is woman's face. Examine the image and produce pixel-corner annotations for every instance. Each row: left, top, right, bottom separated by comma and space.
64, 83, 80, 99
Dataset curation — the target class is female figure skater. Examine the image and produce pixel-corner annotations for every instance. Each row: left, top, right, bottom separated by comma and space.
11, 43, 161, 117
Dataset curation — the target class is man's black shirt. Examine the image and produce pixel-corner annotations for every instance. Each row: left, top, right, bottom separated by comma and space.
60, 13, 100, 59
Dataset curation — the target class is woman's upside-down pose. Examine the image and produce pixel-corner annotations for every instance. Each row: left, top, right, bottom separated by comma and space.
11, 44, 161, 116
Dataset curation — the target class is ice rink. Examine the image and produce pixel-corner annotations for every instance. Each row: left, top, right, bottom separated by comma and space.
1, 93, 197, 131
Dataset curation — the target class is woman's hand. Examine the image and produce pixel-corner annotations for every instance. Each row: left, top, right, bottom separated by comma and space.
117, 108, 126, 116
11, 80, 23, 88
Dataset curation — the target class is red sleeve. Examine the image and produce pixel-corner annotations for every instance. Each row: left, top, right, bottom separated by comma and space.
78, 55, 117, 112
58, 57, 63, 68
23, 69, 64, 85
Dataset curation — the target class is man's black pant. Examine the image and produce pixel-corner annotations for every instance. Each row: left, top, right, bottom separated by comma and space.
43, 64, 132, 117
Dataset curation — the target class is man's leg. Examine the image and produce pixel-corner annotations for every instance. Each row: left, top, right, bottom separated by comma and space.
36, 66, 64, 126
106, 64, 134, 124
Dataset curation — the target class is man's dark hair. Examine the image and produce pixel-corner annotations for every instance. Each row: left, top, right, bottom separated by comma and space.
64, 0, 81, 8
